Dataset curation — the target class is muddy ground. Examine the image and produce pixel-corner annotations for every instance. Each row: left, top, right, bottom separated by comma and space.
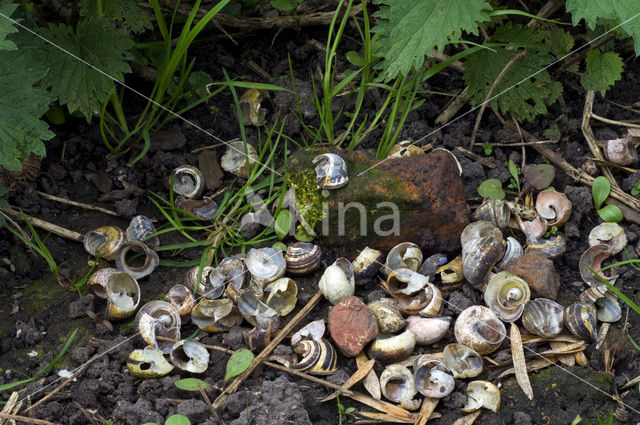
1, 4, 640, 425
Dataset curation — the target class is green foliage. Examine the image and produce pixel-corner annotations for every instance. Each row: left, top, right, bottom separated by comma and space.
477, 179, 505, 200
591, 176, 623, 222
336, 393, 355, 425
0, 2, 18, 50
508, 159, 520, 192
371, 0, 492, 81
631, 180, 640, 196
270, 0, 303, 12
547, 26, 574, 59
174, 378, 210, 391
80, 0, 153, 33
165, 415, 191, 425
225, 349, 254, 380
597, 204, 623, 222
524, 164, 555, 190
580, 49, 623, 96
275, 209, 292, 239
481, 142, 493, 156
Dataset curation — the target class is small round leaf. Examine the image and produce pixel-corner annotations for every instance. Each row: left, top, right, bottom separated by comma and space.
477, 179, 505, 200
225, 349, 254, 381
174, 378, 210, 392
597, 204, 623, 223
592, 176, 611, 209
165, 415, 190, 425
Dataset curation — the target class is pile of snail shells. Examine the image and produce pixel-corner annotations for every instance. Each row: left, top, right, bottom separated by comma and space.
170, 165, 220, 219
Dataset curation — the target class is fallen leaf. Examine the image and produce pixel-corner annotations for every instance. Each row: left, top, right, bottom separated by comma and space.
510, 323, 534, 400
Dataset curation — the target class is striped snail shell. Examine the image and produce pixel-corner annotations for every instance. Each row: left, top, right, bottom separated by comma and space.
126, 215, 159, 250
135, 301, 181, 353
291, 338, 338, 375
564, 302, 598, 341
284, 242, 321, 276
521, 298, 564, 337
171, 165, 204, 199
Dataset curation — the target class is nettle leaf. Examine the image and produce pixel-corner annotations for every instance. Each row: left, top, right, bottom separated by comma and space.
524, 164, 555, 190
547, 27, 574, 59
372, 0, 492, 81
0, 2, 18, 51
80, 0, 152, 33
464, 23, 561, 122
38, 18, 134, 120
225, 349, 254, 380
477, 179, 505, 200
0, 46, 55, 172
580, 50, 623, 96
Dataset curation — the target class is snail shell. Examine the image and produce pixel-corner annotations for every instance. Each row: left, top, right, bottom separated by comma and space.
191, 298, 241, 333
595, 292, 622, 323
525, 234, 566, 259
246, 247, 286, 285
521, 217, 548, 239
462, 230, 505, 287
166, 284, 195, 316
238, 292, 280, 331
115, 241, 159, 279
521, 298, 564, 337
264, 277, 298, 316
353, 247, 383, 284
169, 340, 209, 374
175, 195, 218, 220
221, 141, 258, 178
462, 381, 501, 412
579, 283, 608, 304
217, 256, 249, 298
413, 356, 455, 399
105, 272, 141, 320
472, 199, 510, 229
496, 237, 523, 270
127, 346, 173, 378
454, 305, 506, 355
313, 153, 348, 189
88, 268, 120, 298
291, 338, 338, 375
419, 282, 444, 317
135, 301, 181, 353
605, 134, 637, 166
442, 343, 483, 379
418, 253, 448, 282
535, 190, 572, 227
460, 221, 499, 249
187, 266, 225, 300
239, 89, 267, 126
380, 365, 420, 410
244, 326, 272, 352
588, 223, 627, 255
284, 242, 321, 276
579, 244, 618, 287
388, 142, 425, 158
291, 319, 326, 346
318, 258, 355, 305
126, 215, 159, 250
484, 271, 530, 322
367, 298, 406, 334
435, 256, 465, 290
385, 268, 428, 296
384, 242, 423, 275
83, 226, 126, 261
405, 316, 451, 345
564, 302, 598, 341
369, 330, 416, 363
171, 165, 204, 199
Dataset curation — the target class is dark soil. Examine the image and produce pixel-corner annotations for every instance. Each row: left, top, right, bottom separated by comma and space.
1, 4, 640, 425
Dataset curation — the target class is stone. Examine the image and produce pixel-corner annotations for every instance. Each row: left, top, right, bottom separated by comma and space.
328, 296, 378, 357
286, 148, 469, 257
504, 252, 560, 299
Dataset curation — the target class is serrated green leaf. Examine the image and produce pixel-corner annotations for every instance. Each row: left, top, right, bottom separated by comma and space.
0, 2, 18, 51
165, 415, 191, 425
597, 204, 623, 222
477, 179, 505, 200
275, 209, 292, 240
547, 27, 574, 59
174, 378, 210, 391
592, 175, 611, 209
38, 18, 133, 120
580, 50, 623, 96
270, 0, 303, 12
372, 0, 492, 81
80, 0, 152, 33
225, 349, 254, 380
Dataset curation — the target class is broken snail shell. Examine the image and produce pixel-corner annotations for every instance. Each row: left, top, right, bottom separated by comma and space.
171, 165, 204, 199
187, 265, 226, 300
472, 199, 510, 229
88, 267, 120, 298
175, 195, 218, 220
605, 134, 637, 166
353, 247, 383, 284
239, 89, 267, 126
418, 253, 448, 282
496, 237, 524, 270
435, 256, 465, 290
220, 141, 258, 178
384, 242, 423, 275
525, 234, 566, 259
367, 298, 406, 334
126, 215, 159, 251
135, 300, 181, 353
313, 153, 348, 189
380, 365, 420, 410
460, 221, 499, 249
127, 346, 173, 378
405, 316, 451, 345
169, 340, 209, 373
246, 247, 286, 285
484, 271, 530, 322
564, 302, 598, 341
521, 298, 564, 337
462, 228, 505, 287
595, 291, 622, 323
419, 282, 444, 317
443, 344, 484, 379
166, 284, 195, 316
105, 272, 140, 320
191, 298, 241, 333
579, 244, 618, 287
318, 257, 355, 305
238, 292, 280, 331
115, 241, 159, 279
588, 223, 627, 255
264, 277, 298, 316
291, 338, 337, 375
284, 242, 321, 276
291, 319, 326, 346
388, 141, 424, 158
454, 305, 506, 355
413, 356, 455, 399
521, 217, 548, 240
385, 268, 428, 296
244, 326, 273, 352
462, 381, 501, 412
83, 226, 126, 261
535, 190, 572, 227
369, 330, 416, 363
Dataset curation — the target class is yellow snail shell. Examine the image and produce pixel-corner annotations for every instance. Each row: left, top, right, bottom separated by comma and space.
379, 364, 420, 410
291, 338, 338, 375
462, 381, 501, 412
369, 330, 416, 363
83, 226, 126, 261
127, 346, 173, 378
105, 272, 140, 320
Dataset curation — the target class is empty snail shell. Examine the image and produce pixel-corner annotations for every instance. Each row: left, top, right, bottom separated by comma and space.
473, 199, 511, 229
413, 356, 455, 399
238, 292, 280, 331
83, 226, 126, 261
564, 302, 598, 341
379, 365, 420, 410
291, 319, 326, 346
318, 258, 355, 305
535, 190, 572, 227
246, 247, 286, 285
462, 381, 501, 412
264, 277, 298, 316
239, 89, 267, 126
405, 316, 451, 345
284, 242, 322, 276
388, 141, 425, 158
521, 298, 564, 337
115, 241, 159, 279
588, 223, 627, 255
443, 344, 484, 379
496, 237, 524, 270
216, 256, 249, 298
191, 298, 242, 333
367, 298, 406, 334
521, 217, 548, 240
221, 141, 258, 178
595, 291, 622, 323
419, 282, 444, 317
418, 253, 448, 282
579, 244, 618, 287
384, 242, 423, 275
171, 165, 204, 199
166, 284, 195, 316
169, 340, 209, 373
385, 268, 428, 296
525, 234, 566, 259
579, 283, 608, 304
605, 134, 637, 166
484, 272, 530, 322
454, 305, 506, 355
369, 330, 416, 363
175, 195, 218, 220
353, 247, 383, 284
127, 346, 173, 378
435, 256, 465, 290
88, 268, 120, 298
135, 300, 181, 353
313, 153, 348, 189
462, 229, 505, 287
187, 266, 225, 300
126, 215, 159, 250
460, 221, 500, 249
244, 326, 272, 352
105, 272, 140, 320
291, 338, 338, 375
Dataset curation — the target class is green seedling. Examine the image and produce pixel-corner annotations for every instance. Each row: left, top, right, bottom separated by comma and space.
336, 393, 355, 425
225, 349, 254, 380
507, 159, 521, 193
631, 180, 640, 196
2, 257, 15, 272
481, 142, 494, 155
174, 378, 210, 392
477, 178, 505, 200
142, 414, 191, 425
592, 176, 623, 223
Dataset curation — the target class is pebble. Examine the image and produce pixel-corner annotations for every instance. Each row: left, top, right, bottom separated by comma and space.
328, 296, 378, 357
504, 252, 560, 299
